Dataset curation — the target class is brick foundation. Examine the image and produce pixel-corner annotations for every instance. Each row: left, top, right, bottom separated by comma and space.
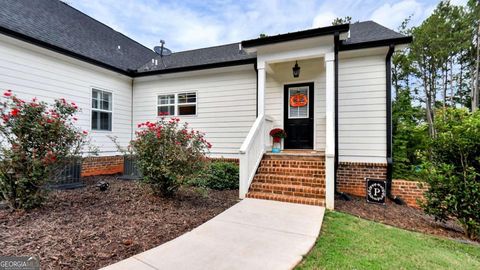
81, 155, 124, 177
391, 179, 428, 208
337, 161, 427, 208
337, 162, 387, 196
209, 157, 239, 164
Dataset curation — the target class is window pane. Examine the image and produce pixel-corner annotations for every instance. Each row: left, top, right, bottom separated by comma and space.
99, 112, 112, 131
101, 92, 112, 110
288, 87, 309, 119
92, 90, 99, 99
158, 105, 175, 116
91, 111, 98, 129
101, 99, 110, 110
158, 95, 175, 105
178, 92, 196, 104
178, 104, 196, 115
92, 98, 98, 109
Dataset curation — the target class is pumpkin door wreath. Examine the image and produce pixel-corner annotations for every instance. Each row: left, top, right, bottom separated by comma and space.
290, 93, 308, 107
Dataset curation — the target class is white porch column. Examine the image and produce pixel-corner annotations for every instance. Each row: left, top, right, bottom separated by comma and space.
324, 52, 335, 210
257, 62, 266, 116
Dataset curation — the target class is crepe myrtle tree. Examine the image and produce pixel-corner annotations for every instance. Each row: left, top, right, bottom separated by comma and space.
0, 90, 90, 209
131, 115, 211, 197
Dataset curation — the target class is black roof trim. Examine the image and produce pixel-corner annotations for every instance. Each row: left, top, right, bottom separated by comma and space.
134, 58, 257, 77
339, 36, 413, 51
241, 24, 350, 48
0, 26, 132, 76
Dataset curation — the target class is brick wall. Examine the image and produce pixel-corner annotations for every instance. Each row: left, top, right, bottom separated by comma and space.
81, 156, 124, 177
391, 179, 428, 208
337, 161, 427, 208
209, 157, 239, 164
337, 162, 387, 196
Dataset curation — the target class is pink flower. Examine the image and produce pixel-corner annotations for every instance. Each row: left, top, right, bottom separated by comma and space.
83, 130, 88, 135
3, 90, 12, 97
10, 108, 19, 117
73, 117, 78, 121
32, 97, 38, 102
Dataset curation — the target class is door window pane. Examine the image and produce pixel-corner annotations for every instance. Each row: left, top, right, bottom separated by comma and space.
288, 87, 309, 119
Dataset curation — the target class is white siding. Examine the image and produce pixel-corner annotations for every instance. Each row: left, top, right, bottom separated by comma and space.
265, 58, 326, 150
133, 67, 257, 158
0, 34, 133, 155
338, 53, 387, 163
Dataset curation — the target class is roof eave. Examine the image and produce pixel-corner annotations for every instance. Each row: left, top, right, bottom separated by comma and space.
339, 36, 413, 51
241, 24, 350, 48
133, 58, 257, 77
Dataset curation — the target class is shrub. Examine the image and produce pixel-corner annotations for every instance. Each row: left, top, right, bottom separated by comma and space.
131, 117, 211, 197
420, 108, 480, 240
0, 90, 89, 209
190, 161, 239, 190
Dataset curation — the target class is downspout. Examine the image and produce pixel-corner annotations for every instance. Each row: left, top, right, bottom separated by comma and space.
386, 44, 404, 205
131, 78, 134, 141
333, 32, 350, 201
254, 63, 258, 118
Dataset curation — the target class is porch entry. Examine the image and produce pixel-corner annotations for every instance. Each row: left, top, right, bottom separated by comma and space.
283, 82, 314, 149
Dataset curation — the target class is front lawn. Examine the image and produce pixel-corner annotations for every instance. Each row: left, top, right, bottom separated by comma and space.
297, 211, 480, 270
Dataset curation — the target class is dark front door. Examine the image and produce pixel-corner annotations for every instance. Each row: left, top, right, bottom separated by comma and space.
284, 83, 314, 149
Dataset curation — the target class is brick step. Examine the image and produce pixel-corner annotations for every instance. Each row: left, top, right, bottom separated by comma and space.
259, 160, 325, 169
246, 192, 325, 206
253, 173, 325, 188
257, 166, 325, 177
250, 183, 325, 199
263, 153, 324, 161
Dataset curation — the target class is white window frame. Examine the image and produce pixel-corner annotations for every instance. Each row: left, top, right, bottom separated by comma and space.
91, 88, 113, 132
157, 91, 197, 117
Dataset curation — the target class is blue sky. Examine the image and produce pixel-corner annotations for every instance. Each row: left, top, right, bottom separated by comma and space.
66, 0, 467, 52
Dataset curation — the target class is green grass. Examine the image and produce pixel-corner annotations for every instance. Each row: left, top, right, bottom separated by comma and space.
296, 211, 480, 270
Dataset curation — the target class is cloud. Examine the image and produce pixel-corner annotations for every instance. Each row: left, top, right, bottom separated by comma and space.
312, 11, 338, 28
66, 0, 441, 52
370, 0, 434, 29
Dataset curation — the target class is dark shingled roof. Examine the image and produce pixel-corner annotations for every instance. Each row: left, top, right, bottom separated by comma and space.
137, 43, 256, 73
140, 21, 410, 74
0, 0, 156, 72
342, 21, 408, 46
0, 1, 410, 76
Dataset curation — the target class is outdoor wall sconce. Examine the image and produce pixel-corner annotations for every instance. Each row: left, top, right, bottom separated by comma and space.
292, 61, 300, 78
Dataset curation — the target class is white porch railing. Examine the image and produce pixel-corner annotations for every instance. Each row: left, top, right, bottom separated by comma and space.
239, 114, 273, 198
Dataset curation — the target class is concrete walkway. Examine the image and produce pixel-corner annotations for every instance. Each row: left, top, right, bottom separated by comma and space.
101, 198, 325, 270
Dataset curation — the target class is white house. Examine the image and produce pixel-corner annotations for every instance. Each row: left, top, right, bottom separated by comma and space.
0, 0, 411, 209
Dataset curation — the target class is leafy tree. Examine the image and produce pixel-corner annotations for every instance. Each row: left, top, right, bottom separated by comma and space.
331, 16, 352, 25
421, 108, 480, 240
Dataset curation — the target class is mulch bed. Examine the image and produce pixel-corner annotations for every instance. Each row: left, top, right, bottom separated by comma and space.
0, 176, 239, 269
335, 195, 478, 243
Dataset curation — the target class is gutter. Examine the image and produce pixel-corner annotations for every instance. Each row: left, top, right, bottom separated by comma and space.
386, 44, 404, 205
333, 32, 350, 201
339, 36, 412, 51
133, 58, 257, 77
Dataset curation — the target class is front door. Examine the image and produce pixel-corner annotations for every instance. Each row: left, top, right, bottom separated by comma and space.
284, 83, 314, 149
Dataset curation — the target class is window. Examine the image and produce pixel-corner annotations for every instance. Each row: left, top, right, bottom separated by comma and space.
92, 89, 112, 131
157, 92, 197, 116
